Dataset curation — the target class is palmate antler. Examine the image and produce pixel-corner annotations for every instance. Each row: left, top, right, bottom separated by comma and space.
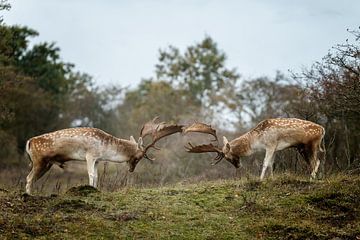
140, 117, 163, 139
185, 142, 225, 165
182, 122, 218, 143
183, 122, 225, 165
140, 117, 184, 160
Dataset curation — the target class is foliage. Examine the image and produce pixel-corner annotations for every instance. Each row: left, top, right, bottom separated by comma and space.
0, 24, 112, 165
303, 29, 360, 122
235, 72, 308, 125
155, 36, 240, 106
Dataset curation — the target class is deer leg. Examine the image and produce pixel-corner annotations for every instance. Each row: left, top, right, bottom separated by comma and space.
26, 160, 52, 194
310, 143, 320, 180
26, 168, 35, 194
260, 147, 276, 180
86, 156, 99, 188
298, 144, 313, 174
296, 144, 307, 162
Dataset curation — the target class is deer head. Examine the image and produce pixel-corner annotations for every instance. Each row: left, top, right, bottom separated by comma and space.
221, 136, 241, 168
131, 117, 183, 172
127, 135, 145, 172
183, 122, 240, 168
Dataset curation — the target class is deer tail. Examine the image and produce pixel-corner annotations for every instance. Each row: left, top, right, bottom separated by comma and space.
319, 129, 326, 153
25, 140, 32, 167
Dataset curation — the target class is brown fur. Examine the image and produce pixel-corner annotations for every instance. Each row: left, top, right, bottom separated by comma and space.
25, 127, 141, 194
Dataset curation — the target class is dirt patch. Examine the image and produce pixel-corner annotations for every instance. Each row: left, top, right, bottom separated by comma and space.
239, 201, 269, 213
262, 223, 360, 240
243, 180, 262, 191
279, 178, 314, 191
66, 185, 99, 197
262, 224, 321, 240
105, 212, 139, 222
307, 193, 350, 211
307, 192, 359, 227
0, 193, 54, 215
318, 213, 356, 227
51, 199, 98, 213
0, 195, 58, 238
165, 189, 189, 196
0, 218, 56, 238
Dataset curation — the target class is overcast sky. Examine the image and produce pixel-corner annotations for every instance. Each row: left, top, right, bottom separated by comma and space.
3, 1, 359, 87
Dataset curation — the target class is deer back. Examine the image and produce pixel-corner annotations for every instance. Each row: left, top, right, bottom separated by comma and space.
246, 118, 325, 151
27, 128, 138, 162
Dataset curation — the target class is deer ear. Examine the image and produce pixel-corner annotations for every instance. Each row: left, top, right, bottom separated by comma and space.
130, 136, 136, 143
223, 136, 229, 145
225, 143, 231, 152
223, 136, 230, 153
137, 137, 143, 149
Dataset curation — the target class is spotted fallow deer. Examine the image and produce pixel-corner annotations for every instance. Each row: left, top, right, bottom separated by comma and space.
184, 118, 325, 180
25, 117, 183, 194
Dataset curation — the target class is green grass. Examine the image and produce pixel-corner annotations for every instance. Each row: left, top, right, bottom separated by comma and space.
1, 174, 360, 239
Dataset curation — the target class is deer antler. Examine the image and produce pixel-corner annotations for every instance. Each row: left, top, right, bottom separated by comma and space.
144, 123, 184, 152
140, 116, 163, 139
182, 122, 218, 143
185, 142, 225, 165
140, 117, 184, 160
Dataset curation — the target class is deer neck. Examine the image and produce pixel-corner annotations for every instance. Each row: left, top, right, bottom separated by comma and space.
112, 138, 137, 154
230, 132, 254, 156
95, 135, 138, 161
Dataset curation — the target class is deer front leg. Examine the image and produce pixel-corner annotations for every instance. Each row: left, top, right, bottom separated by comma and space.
86, 155, 99, 188
260, 147, 276, 180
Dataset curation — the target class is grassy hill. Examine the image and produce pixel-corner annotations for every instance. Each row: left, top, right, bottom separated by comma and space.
0, 174, 359, 239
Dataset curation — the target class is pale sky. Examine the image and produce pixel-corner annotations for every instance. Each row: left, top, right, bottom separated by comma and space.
3, 0, 360, 87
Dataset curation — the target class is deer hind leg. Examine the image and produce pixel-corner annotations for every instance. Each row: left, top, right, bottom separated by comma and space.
309, 142, 321, 180
260, 147, 276, 180
86, 155, 99, 188
26, 158, 52, 194
297, 144, 312, 173
296, 144, 307, 162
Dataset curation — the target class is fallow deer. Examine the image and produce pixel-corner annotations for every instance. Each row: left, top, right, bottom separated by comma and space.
184, 118, 325, 180
25, 117, 183, 194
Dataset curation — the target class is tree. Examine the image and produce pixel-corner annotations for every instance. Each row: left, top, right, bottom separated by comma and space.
0, 23, 113, 166
155, 36, 240, 106
0, 25, 75, 147
110, 80, 200, 138
298, 28, 360, 170
0, 0, 10, 24
236, 73, 311, 124
61, 72, 119, 129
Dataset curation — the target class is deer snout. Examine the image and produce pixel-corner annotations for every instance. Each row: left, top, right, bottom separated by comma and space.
226, 157, 240, 168
233, 161, 240, 168
128, 157, 141, 172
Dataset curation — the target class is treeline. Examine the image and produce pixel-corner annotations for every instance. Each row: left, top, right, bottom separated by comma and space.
0, 3, 359, 184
